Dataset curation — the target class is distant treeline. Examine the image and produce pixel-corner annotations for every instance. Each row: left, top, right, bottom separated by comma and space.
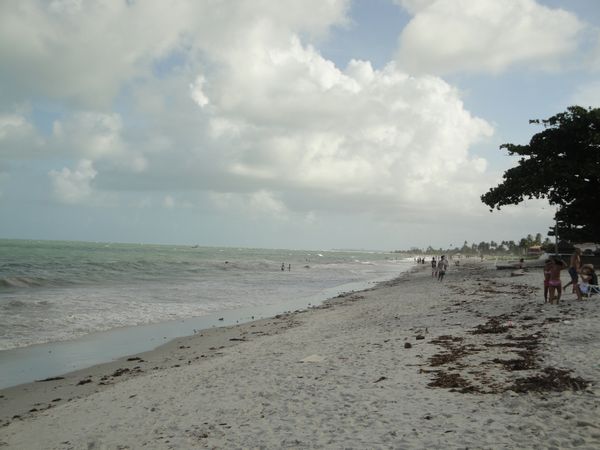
394, 233, 551, 256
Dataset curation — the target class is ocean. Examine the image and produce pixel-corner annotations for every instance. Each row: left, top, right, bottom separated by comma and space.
0, 239, 411, 353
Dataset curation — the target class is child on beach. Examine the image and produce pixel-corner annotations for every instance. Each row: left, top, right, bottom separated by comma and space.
575, 264, 598, 301
431, 257, 437, 278
547, 257, 567, 304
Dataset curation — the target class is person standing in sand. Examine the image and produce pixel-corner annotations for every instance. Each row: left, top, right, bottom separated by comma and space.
547, 257, 567, 304
543, 259, 552, 303
563, 248, 582, 294
437, 255, 449, 282
431, 257, 437, 278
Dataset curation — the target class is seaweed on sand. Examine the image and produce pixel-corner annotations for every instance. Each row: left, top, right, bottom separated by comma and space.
428, 335, 475, 367
469, 317, 509, 334
510, 367, 590, 393
427, 371, 479, 393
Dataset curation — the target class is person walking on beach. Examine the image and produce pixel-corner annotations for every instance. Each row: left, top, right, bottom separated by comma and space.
437, 255, 449, 282
547, 257, 567, 304
543, 259, 552, 303
563, 248, 581, 294
431, 257, 437, 278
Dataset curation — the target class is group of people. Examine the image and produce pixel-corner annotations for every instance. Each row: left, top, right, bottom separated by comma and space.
431, 255, 449, 282
543, 248, 598, 304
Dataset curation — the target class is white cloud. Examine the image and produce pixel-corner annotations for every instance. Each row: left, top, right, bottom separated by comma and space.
52, 112, 147, 172
0, 0, 192, 108
0, 112, 44, 158
248, 190, 289, 220
395, 0, 585, 75
0, 114, 29, 140
0, 0, 349, 108
192, 32, 494, 217
394, 0, 436, 15
49, 159, 97, 204
190, 75, 210, 108
163, 195, 175, 209
2, 0, 496, 224
210, 190, 290, 221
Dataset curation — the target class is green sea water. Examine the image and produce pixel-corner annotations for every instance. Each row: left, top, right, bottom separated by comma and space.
0, 239, 410, 351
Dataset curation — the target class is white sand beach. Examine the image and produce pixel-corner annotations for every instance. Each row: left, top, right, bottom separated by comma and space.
1, 261, 599, 449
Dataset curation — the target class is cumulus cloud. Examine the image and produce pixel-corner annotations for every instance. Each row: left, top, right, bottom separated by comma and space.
393, 0, 436, 15
248, 190, 290, 220
2, 0, 494, 224
0, 0, 349, 108
0, 112, 44, 158
189, 30, 494, 217
394, 0, 585, 75
0, 114, 30, 140
52, 111, 147, 172
0, 0, 191, 108
49, 159, 97, 204
190, 75, 210, 108
210, 190, 290, 221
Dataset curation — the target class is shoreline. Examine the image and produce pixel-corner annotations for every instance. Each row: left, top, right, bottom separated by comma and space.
0, 269, 402, 390
0, 268, 418, 425
1, 261, 599, 448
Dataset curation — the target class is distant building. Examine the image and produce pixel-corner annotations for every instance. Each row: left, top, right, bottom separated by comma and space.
527, 245, 543, 256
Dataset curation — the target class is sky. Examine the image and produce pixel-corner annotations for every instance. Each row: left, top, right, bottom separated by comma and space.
1, 0, 599, 251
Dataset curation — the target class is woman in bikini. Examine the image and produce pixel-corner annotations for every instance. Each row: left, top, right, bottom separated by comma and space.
548, 257, 567, 304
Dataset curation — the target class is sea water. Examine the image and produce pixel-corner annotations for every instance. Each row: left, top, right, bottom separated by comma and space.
0, 239, 411, 352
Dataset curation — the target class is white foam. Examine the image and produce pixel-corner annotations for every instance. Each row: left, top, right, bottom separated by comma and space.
0, 254, 411, 351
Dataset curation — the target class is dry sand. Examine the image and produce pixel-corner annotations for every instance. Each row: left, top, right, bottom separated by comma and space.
1, 261, 599, 449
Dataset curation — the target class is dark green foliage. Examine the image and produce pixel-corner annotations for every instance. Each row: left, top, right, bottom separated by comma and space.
393, 234, 546, 255
481, 106, 600, 242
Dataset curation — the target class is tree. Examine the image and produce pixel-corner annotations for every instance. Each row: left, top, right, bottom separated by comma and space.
481, 106, 600, 242
460, 240, 470, 254
518, 238, 529, 251
477, 241, 490, 253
